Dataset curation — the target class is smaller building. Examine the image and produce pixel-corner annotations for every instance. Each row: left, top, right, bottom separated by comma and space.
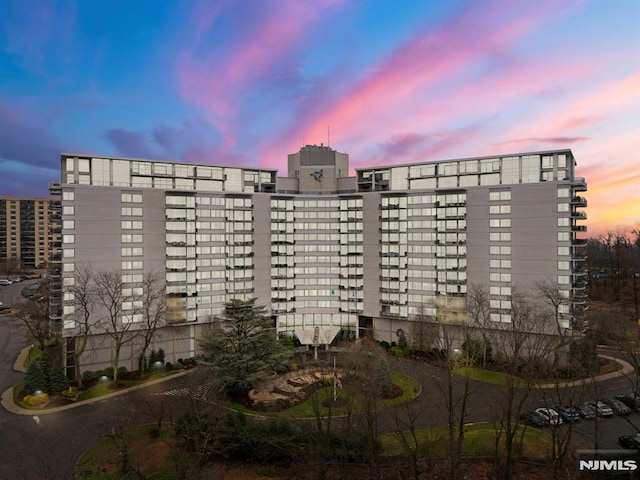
0, 196, 60, 272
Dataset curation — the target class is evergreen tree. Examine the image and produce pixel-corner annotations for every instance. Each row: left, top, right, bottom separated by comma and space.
24, 357, 68, 395
200, 299, 293, 393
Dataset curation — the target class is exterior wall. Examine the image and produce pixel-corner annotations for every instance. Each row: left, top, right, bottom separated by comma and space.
53, 148, 587, 374
0, 197, 58, 269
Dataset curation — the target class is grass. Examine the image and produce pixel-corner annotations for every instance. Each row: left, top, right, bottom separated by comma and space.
74, 421, 552, 479
75, 372, 178, 402
379, 421, 552, 460
24, 345, 44, 369
74, 423, 179, 480
453, 356, 623, 386
221, 370, 422, 418
13, 371, 179, 409
453, 367, 523, 386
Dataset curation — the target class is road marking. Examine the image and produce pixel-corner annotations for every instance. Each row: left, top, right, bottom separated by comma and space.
32, 416, 40, 425
153, 382, 213, 400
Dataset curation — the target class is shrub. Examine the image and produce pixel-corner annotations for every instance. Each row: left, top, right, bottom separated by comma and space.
165, 362, 173, 371
461, 338, 493, 365
82, 370, 97, 383
391, 346, 409, 358
61, 387, 77, 398
379, 341, 391, 349
117, 367, 128, 378
23, 392, 50, 406
103, 367, 114, 379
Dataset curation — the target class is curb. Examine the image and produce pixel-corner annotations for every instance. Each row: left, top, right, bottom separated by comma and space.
2, 345, 192, 416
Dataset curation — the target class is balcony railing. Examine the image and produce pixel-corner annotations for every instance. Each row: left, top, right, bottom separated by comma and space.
571, 196, 588, 207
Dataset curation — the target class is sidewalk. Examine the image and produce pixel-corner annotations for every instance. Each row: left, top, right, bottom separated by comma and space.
1, 345, 191, 416
535, 354, 635, 389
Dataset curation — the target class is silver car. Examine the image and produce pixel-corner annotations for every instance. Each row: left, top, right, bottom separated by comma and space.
535, 407, 563, 425
588, 401, 614, 417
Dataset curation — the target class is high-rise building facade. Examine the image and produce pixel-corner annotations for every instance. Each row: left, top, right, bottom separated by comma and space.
51, 146, 587, 374
0, 196, 60, 271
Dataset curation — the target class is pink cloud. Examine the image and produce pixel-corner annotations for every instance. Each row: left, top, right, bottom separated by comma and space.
177, 0, 343, 150
258, 1, 583, 168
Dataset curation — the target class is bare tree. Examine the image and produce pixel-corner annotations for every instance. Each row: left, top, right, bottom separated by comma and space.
17, 298, 50, 351
534, 279, 572, 368
390, 387, 434, 480
93, 270, 139, 384
136, 271, 166, 376
66, 263, 99, 389
409, 305, 440, 353
467, 283, 492, 367
488, 287, 555, 480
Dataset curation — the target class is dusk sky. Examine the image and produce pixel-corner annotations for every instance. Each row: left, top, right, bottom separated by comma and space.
1, 0, 638, 237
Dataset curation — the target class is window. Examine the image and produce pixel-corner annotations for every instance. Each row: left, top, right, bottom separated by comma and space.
122, 220, 143, 229
62, 189, 75, 201
489, 190, 511, 201
122, 234, 143, 243
121, 191, 143, 203
63, 206, 75, 215
121, 207, 143, 216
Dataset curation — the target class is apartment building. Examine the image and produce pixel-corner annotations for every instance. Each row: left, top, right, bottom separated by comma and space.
0, 196, 60, 271
50, 146, 587, 374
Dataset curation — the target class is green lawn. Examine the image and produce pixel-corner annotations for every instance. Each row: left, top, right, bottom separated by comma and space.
13, 372, 179, 409
221, 370, 421, 418
453, 367, 525, 386
454, 356, 623, 386
380, 421, 552, 459
75, 372, 178, 401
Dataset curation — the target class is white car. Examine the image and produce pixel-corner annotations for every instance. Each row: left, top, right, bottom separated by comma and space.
588, 401, 614, 417
535, 407, 563, 425
0, 279, 11, 287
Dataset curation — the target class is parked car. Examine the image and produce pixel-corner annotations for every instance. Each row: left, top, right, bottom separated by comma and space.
588, 400, 614, 417
605, 398, 632, 415
554, 405, 581, 423
519, 411, 547, 428
616, 394, 640, 411
577, 402, 597, 420
535, 407, 563, 425
619, 434, 640, 450
0, 279, 11, 286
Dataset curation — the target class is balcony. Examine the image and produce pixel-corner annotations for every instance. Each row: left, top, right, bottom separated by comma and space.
572, 238, 588, 246
572, 252, 587, 261
49, 182, 61, 195
571, 196, 588, 207
571, 177, 587, 191
572, 225, 587, 232
571, 211, 587, 220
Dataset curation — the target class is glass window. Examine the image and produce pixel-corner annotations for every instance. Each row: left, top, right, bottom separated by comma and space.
62, 189, 75, 201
